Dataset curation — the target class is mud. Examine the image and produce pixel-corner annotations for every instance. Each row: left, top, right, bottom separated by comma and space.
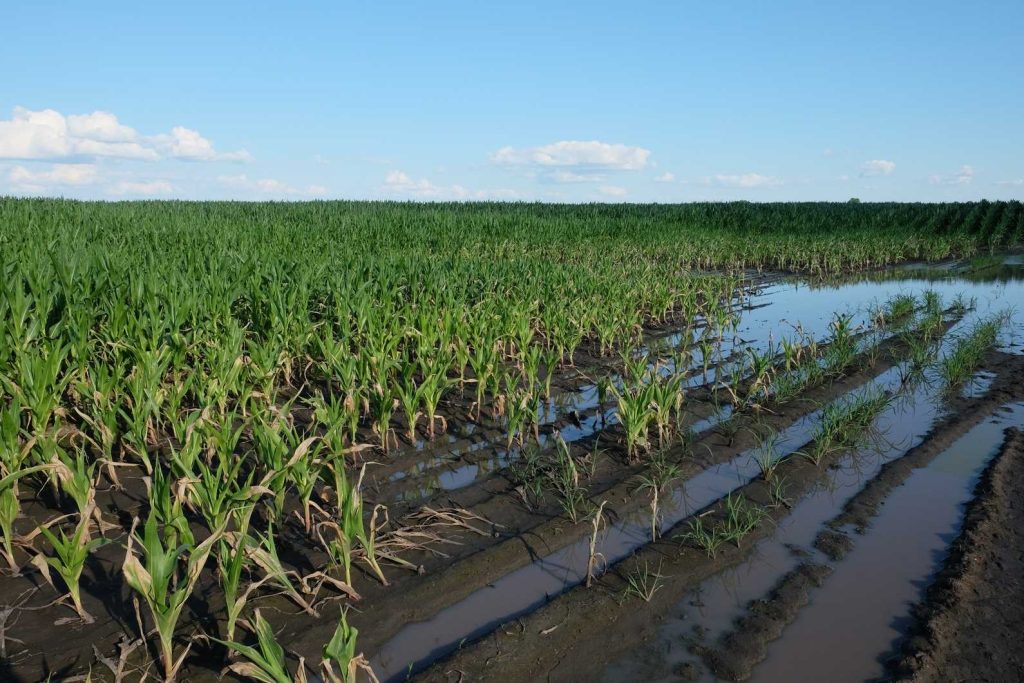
4, 264, 1023, 682
886, 427, 1024, 683
694, 562, 833, 681
414, 351, 1024, 683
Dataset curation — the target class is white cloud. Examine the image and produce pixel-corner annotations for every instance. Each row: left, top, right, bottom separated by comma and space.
996, 178, 1024, 187
928, 165, 974, 186
382, 170, 518, 201
492, 140, 651, 170
0, 106, 250, 163
859, 159, 896, 177
598, 185, 628, 197
7, 163, 99, 189
654, 172, 676, 183
549, 170, 604, 183
109, 180, 174, 196
3, 162, 180, 198
218, 174, 327, 198
708, 173, 784, 188
383, 170, 443, 197
152, 126, 253, 162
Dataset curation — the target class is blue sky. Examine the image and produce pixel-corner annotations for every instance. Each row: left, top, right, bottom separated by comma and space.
2, 1, 1022, 202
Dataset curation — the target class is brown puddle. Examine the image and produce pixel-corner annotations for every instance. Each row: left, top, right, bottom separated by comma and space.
372, 261, 1024, 681
748, 402, 1024, 683
598, 390, 1024, 683
370, 368, 910, 681
599, 367, 951, 682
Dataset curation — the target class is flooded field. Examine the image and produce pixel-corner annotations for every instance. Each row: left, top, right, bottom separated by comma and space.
2, 199, 1023, 683
406, 256, 1024, 683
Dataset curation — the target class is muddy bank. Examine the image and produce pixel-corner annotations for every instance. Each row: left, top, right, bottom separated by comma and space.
414, 351, 1024, 683
694, 563, 832, 681
886, 426, 1024, 683
692, 353, 1024, 681
410, 402, 895, 681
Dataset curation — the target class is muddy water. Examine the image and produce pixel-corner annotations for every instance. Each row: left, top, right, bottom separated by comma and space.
376, 257, 1024, 680
371, 371, 907, 681
379, 255, 1024, 505
596, 258, 1024, 683
747, 402, 1024, 683
600, 369, 951, 683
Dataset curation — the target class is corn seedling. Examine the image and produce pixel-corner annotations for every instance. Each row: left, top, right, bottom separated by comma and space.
121, 513, 225, 682
681, 517, 726, 558
32, 501, 109, 622
623, 559, 665, 603
940, 314, 1007, 389
215, 609, 303, 683
320, 607, 379, 683
635, 452, 683, 541
803, 387, 893, 465
585, 501, 607, 588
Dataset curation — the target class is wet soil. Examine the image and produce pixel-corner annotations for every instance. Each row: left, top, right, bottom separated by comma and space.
414, 351, 1024, 683
886, 426, 1024, 683
694, 562, 833, 681
691, 352, 1024, 682
0, 314, 884, 681
3, 266, 1022, 682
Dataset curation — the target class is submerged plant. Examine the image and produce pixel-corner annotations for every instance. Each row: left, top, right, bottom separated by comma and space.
940, 313, 1007, 389
804, 387, 893, 465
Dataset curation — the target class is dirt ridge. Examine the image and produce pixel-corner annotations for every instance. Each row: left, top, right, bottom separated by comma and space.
885, 426, 1024, 682
413, 352, 1024, 682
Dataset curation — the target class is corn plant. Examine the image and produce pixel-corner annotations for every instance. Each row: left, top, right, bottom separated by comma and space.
611, 381, 655, 462
635, 451, 683, 541
32, 501, 109, 621
0, 463, 54, 570
585, 501, 607, 588
54, 447, 97, 516
215, 609, 302, 683
940, 314, 1007, 388
321, 459, 386, 586
648, 373, 684, 447
681, 517, 726, 558
320, 607, 379, 683
394, 371, 423, 444
122, 513, 226, 682
550, 434, 588, 523
369, 384, 397, 452
752, 427, 784, 482
803, 387, 893, 465
622, 559, 665, 603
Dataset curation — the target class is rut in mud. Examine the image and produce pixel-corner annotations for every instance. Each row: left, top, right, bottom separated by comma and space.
415, 350, 1024, 683
886, 426, 1024, 683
